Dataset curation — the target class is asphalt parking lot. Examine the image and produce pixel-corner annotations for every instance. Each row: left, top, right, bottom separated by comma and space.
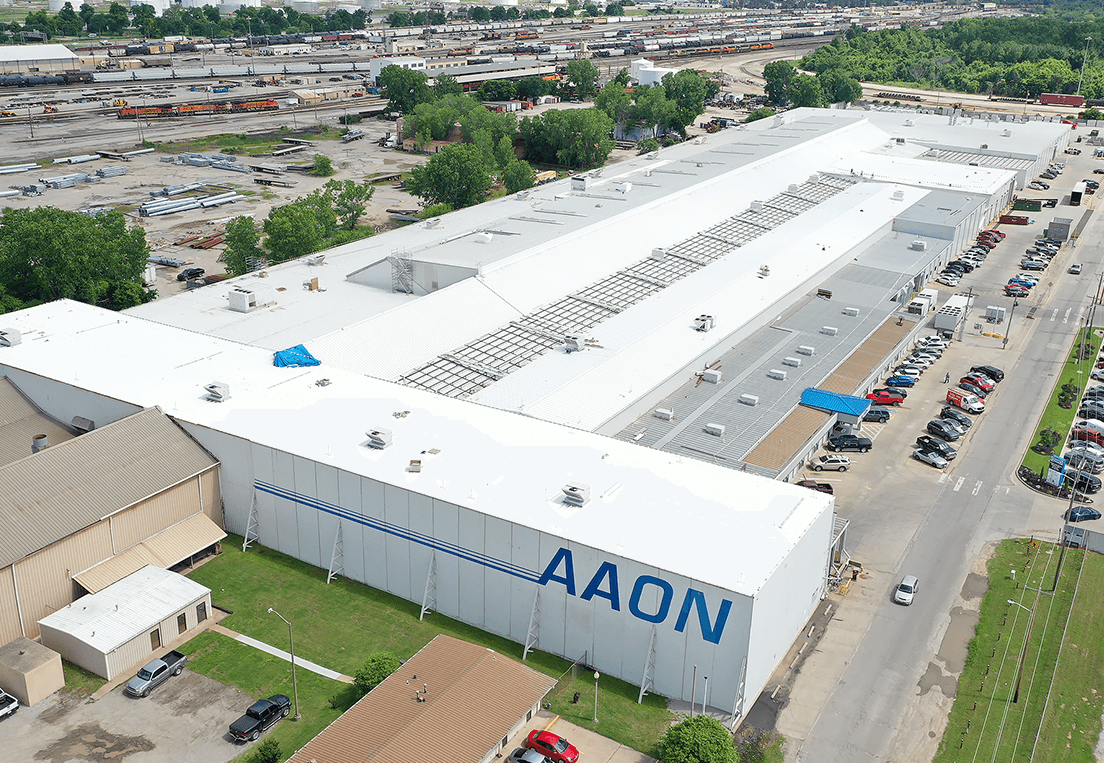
5, 671, 252, 763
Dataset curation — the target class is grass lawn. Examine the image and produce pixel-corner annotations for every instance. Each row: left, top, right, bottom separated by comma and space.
61, 660, 107, 698
1022, 326, 1103, 475
180, 630, 354, 762
934, 539, 1104, 763
153, 125, 344, 157
189, 536, 675, 756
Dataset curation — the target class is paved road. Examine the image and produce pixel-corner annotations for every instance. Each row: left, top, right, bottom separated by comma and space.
788, 160, 1103, 761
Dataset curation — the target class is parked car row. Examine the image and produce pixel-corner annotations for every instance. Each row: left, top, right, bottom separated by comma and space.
1067, 371, 1104, 500
1029, 162, 1065, 190
912, 363, 1003, 470
936, 229, 1006, 288
1020, 236, 1064, 274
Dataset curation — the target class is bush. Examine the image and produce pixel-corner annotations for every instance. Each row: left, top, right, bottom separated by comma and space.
638, 137, 660, 153
745, 107, 775, 123
655, 715, 738, 763
353, 651, 401, 696
252, 738, 280, 763
312, 154, 334, 177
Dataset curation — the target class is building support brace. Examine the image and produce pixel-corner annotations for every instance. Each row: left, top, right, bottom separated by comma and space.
522, 588, 541, 661
730, 657, 748, 729
242, 491, 260, 552
638, 624, 658, 704
419, 551, 436, 621
326, 523, 344, 584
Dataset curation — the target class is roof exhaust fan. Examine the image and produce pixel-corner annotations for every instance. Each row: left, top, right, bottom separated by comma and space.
366, 427, 392, 449
204, 382, 230, 402
0, 328, 20, 347
562, 483, 591, 506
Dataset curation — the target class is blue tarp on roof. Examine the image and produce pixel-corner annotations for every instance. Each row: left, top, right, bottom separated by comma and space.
273, 344, 321, 368
800, 388, 870, 417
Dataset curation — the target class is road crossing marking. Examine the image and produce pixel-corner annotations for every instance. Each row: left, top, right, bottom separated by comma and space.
1076, 307, 1084, 323
938, 472, 948, 484
1052, 308, 1060, 321
972, 480, 983, 495
1064, 308, 1071, 324
954, 477, 965, 492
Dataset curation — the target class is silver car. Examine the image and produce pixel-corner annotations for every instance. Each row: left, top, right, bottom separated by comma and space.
893, 575, 919, 605
914, 448, 948, 469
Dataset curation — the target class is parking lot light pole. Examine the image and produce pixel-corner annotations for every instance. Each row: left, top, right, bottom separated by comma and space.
268, 608, 301, 721
1078, 37, 1092, 96
593, 671, 599, 723
1007, 599, 1036, 703
1003, 299, 1019, 349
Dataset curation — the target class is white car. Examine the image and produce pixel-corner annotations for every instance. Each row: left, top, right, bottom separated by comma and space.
936, 276, 960, 287
893, 574, 920, 605
1092, 368, 1104, 382
914, 449, 948, 469
809, 454, 851, 472
920, 335, 950, 346
1069, 441, 1104, 457
895, 366, 922, 378
905, 356, 935, 368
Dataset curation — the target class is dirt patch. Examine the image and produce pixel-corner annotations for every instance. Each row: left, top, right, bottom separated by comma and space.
961, 572, 989, 600
34, 723, 155, 762
36, 694, 84, 725
917, 661, 959, 699
937, 606, 980, 675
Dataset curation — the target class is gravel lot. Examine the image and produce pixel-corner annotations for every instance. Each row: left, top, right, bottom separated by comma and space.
7, 671, 256, 763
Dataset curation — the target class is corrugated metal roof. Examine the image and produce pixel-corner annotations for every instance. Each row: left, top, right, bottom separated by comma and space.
800, 389, 870, 417
744, 406, 831, 472
0, 44, 78, 63
73, 513, 226, 593
0, 407, 219, 569
287, 635, 556, 763
0, 377, 75, 467
38, 565, 210, 653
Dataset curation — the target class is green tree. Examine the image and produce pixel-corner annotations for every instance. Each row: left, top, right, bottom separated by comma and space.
252, 738, 281, 763
323, 178, 375, 230
638, 137, 659, 153
517, 76, 557, 99
222, 216, 264, 276
661, 69, 719, 132
0, 208, 150, 311
613, 67, 631, 87
503, 159, 535, 193
434, 74, 463, 98
818, 69, 863, 104
564, 58, 601, 98
654, 716, 739, 763
56, 2, 83, 35
78, 2, 95, 28
745, 106, 776, 123
418, 202, 453, 219
379, 65, 432, 114
763, 59, 796, 104
1084, 107, 1104, 120
353, 651, 401, 696
263, 203, 325, 263
405, 93, 482, 141
460, 104, 518, 145
596, 81, 634, 124
131, 3, 156, 23
312, 154, 334, 176
606, 2, 624, 15
406, 143, 493, 209
519, 108, 614, 169
789, 73, 826, 108
479, 80, 518, 102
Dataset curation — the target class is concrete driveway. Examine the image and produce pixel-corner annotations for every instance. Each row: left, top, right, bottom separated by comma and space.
505, 710, 657, 763
6, 670, 252, 763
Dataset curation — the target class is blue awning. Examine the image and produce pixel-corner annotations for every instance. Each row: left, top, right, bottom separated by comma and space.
273, 344, 320, 368
800, 388, 870, 417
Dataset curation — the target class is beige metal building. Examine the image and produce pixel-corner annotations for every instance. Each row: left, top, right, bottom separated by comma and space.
0, 381, 224, 645
0, 636, 63, 706
37, 565, 212, 680
288, 634, 556, 763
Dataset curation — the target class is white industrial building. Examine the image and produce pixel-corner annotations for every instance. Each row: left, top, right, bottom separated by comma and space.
0, 43, 80, 74
0, 109, 1070, 718
369, 55, 427, 83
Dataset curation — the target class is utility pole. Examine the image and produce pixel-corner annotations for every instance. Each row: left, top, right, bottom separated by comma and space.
1003, 298, 1018, 349
1077, 37, 1092, 96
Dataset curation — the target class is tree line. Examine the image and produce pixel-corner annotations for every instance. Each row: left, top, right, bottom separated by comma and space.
801, 16, 1104, 101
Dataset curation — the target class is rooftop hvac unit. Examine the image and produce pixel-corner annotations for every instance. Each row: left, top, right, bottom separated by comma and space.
570, 174, 591, 191
0, 328, 20, 347
702, 369, 722, 384
704, 422, 725, 436
843, 307, 860, 317
1002, 129, 1012, 137
617, 182, 632, 194
739, 394, 758, 406
980, 143, 988, 149
366, 427, 392, 449
694, 315, 715, 332
821, 326, 839, 336
562, 482, 591, 506
985, 305, 1006, 322
204, 382, 230, 402
473, 232, 493, 244
895, 137, 905, 144
782, 356, 801, 367
904, 119, 914, 127
767, 369, 787, 381
227, 287, 276, 313
650, 247, 668, 261
911, 240, 927, 250
306, 253, 326, 266
564, 335, 584, 353
892, 190, 905, 201
71, 416, 95, 434
750, 201, 764, 213
808, 174, 820, 183
655, 408, 673, 421
772, 116, 783, 128
788, 184, 799, 193
797, 345, 815, 355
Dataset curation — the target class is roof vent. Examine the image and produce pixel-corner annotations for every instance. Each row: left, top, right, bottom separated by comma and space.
204, 382, 230, 402
306, 253, 326, 266
767, 368, 788, 381
473, 232, 493, 244
693, 136, 705, 145
32, 434, 48, 453
645, 152, 658, 161
617, 182, 632, 194
0, 328, 20, 347
782, 356, 801, 367
892, 190, 905, 201
772, 116, 783, 128
797, 345, 815, 355
71, 416, 95, 433
843, 307, 860, 317
1002, 128, 1012, 137
808, 174, 820, 183
749, 201, 764, 213
788, 184, 799, 193
980, 143, 988, 149
739, 394, 759, 407
904, 119, 914, 127
562, 482, 590, 506
693, 315, 715, 332
655, 408, 674, 421
702, 369, 722, 384
650, 247, 668, 261
911, 240, 928, 251
704, 422, 725, 436
366, 427, 392, 449
821, 326, 839, 336
570, 174, 591, 191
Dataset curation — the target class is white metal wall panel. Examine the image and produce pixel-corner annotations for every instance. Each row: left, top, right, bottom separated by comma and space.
0, 366, 140, 428
315, 463, 340, 574
360, 478, 388, 591
562, 542, 598, 664
535, 532, 569, 658
183, 425, 247, 533
483, 515, 513, 636
432, 499, 460, 620
457, 508, 486, 627
292, 456, 320, 567
337, 471, 364, 581
407, 492, 434, 610
251, 444, 277, 540
383, 484, 410, 599
508, 524, 541, 643
273, 450, 300, 560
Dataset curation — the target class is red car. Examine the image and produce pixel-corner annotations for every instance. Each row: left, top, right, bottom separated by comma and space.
1073, 428, 1104, 445
526, 731, 579, 763
961, 374, 995, 392
983, 229, 1006, 239
867, 389, 904, 406
798, 479, 834, 494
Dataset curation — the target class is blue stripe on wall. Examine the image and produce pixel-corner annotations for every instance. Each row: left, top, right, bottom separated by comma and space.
254, 480, 542, 583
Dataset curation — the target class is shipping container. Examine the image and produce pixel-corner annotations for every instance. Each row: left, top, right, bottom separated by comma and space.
1040, 93, 1085, 108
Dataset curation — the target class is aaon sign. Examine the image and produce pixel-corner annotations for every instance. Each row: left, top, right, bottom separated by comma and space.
538, 548, 734, 645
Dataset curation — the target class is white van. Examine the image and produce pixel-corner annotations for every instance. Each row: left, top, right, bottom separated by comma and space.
1075, 419, 1104, 437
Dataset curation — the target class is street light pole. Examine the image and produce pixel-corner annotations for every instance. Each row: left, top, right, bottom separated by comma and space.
1003, 298, 1019, 349
592, 671, 599, 723
1007, 599, 1036, 703
1077, 37, 1092, 96
267, 608, 301, 721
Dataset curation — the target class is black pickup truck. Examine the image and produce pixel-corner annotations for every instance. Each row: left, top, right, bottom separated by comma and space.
229, 694, 291, 743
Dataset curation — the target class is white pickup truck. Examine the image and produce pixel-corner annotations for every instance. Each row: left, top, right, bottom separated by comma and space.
0, 689, 18, 721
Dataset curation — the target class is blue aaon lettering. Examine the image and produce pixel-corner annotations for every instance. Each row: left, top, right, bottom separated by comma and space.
538, 548, 732, 644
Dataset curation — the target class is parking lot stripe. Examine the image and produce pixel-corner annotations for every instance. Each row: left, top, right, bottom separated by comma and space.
1064, 308, 1071, 324
1052, 308, 1059, 321
953, 477, 965, 492
972, 480, 983, 495
938, 472, 948, 484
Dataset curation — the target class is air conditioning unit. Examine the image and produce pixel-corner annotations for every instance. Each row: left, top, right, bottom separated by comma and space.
562, 482, 591, 506
739, 394, 758, 407
843, 307, 860, 317
694, 315, 715, 332
306, 253, 326, 266
704, 423, 725, 436
797, 345, 815, 356
564, 335, 584, 353
71, 416, 95, 433
366, 427, 392, 449
821, 326, 839, 336
911, 240, 928, 251
204, 382, 230, 402
0, 328, 20, 347
750, 201, 764, 213
767, 369, 787, 381
655, 408, 674, 421
782, 356, 801, 367
702, 369, 722, 384
650, 247, 668, 261
571, 175, 591, 191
